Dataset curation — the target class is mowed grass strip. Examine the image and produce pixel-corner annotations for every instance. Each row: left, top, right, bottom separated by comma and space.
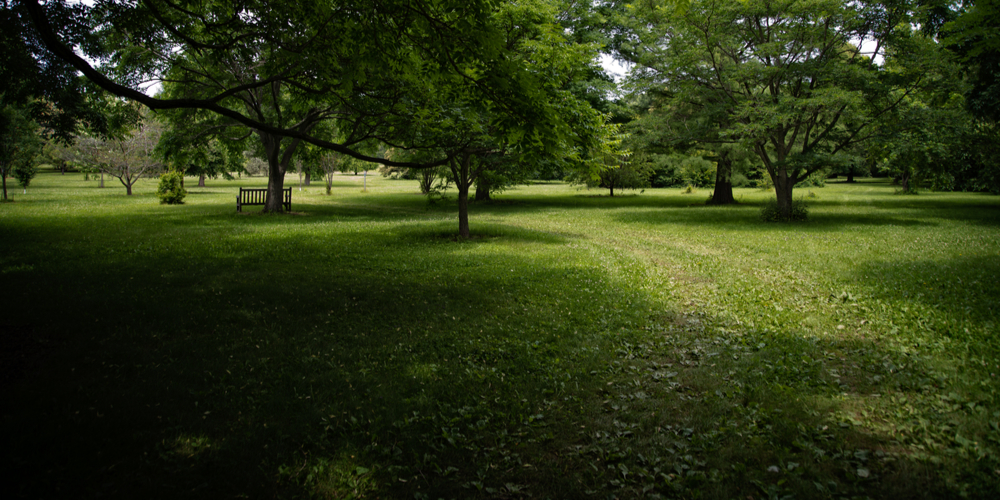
1, 170, 999, 499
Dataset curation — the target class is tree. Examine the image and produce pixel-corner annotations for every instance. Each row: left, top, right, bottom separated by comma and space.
83, 116, 164, 195
568, 120, 641, 196
22, 0, 590, 214
13, 161, 38, 194
2, 0, 113, 141
317, 152, 340, 195
377, 0, 608, 238
0, 104, 42, 200
616, 0, 920, 219
925, 0, 1000, 124
156, 128, 240, 188
623, 90, 749, 203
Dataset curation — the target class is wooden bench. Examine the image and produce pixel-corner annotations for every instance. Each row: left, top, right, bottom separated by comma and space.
237, 187, 291, 212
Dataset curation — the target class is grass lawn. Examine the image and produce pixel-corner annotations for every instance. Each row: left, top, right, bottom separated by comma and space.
2, 170, 999, 499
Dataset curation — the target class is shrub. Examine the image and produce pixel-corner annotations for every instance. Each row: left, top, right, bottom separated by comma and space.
157, 171, 187, 204
760, 198, 808, 222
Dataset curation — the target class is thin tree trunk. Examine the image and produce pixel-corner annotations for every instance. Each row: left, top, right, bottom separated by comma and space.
260, 132, 287, 213
450, 155, 473, 239
2, 173, 8, 200
100, 172, 104, 188
198, 174, 206, 187
458, 183, 470, 238
609, 184, 615, 197
708, 154, 736, 205
901, 171, 911, 193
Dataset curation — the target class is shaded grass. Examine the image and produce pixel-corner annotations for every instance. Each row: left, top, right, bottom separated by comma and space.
2, 171, 999, 498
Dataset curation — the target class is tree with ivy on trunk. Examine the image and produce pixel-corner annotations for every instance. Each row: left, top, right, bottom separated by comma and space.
614, 0, 922, 219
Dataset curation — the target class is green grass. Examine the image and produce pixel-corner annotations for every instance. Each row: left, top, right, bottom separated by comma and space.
2, 170, 999, 499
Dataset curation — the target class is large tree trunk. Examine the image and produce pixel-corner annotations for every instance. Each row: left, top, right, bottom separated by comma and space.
126, 182, 133, 195
304, 175, 311, 186
198, 174, 206, 187
708, 154, 736, 205
846, 171, 855, 183
260, 132, 287, 213
900, 171, 912, 193
474, 177, 491, 201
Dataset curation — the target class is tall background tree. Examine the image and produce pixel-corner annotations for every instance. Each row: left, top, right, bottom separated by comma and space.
614, 0, 923, 218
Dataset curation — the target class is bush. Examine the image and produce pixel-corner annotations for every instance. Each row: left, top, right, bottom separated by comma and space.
157, 171, 187, 204
760, 198, 808, 222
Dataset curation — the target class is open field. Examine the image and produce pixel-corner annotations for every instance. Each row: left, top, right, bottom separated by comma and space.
2, 170, 999, 498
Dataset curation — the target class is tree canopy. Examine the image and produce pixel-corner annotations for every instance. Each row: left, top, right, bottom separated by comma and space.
613, 0, 928, 217
20, 0, 609, 212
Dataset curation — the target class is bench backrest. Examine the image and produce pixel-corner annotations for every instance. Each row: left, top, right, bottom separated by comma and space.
239, 187, 291, 204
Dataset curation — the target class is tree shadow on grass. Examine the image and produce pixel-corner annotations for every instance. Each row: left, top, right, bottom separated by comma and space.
0, 218, 627, 498
1, 214, 994, 499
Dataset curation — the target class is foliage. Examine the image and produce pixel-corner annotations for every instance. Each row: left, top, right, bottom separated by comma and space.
156, 127, 239, 186
78, 112, 164, 195
865, 30, 1000, 194
619, 0, 923, 218
13, 160, 38, 192
242, 152, 268, 177
317, 152, 340, 195
1, 0, 114, 141
24, 0, 606, 213
0, 103, 42, 200
925, 0, 1000, 124
678, 155, 714, 188
567, 120, 641, 196
155, 170, 186, 204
